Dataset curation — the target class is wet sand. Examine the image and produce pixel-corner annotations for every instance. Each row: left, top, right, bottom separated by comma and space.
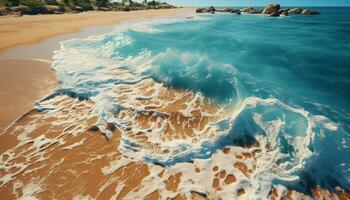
1, 79, 349, 199
0, 59, 59, 131
0, 8, 194, 52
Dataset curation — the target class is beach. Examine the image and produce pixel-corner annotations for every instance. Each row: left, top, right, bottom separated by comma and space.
0, 59, 58, 131
0, 8, 193, 130
0, 8, 193, 52
1, 6, 350, 200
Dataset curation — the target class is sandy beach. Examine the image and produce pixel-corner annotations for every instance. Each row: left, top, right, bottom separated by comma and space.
0, 59, 58, 131
1, 6, 350, 200
0, 8, 193, 52
0, 8, 193, 130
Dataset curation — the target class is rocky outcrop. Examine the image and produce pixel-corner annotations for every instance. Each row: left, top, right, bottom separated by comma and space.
288, 8, 302, 14
10, 5, 30, 13
197, 6, 229, 14
196, 8, 205, 13
248, 9, 263, 14
262, 4, 280, 14
0, 1, 177, 16
0, 7, 11, 16
123, 6, 130, 11
301, 9, 320, 15
208, 6, 215, 12
241, 7, 254, 12
42, 5, 61, 14
195, 4, 319, 17
221, 7, 234, 12
218, 7, 241, 13
280, 11, 288, 16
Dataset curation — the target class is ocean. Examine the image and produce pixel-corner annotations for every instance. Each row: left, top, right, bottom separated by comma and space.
3, 7, 350, 199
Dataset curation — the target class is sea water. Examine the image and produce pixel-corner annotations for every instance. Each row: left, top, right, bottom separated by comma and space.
45, 7, 350, 198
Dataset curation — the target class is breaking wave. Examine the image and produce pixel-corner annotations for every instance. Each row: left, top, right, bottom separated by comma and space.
36, 13, 350, 198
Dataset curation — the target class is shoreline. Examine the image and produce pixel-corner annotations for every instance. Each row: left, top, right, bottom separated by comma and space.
0, 8, 194, 53
0, 59, 59, 132
0, 8, 194, 130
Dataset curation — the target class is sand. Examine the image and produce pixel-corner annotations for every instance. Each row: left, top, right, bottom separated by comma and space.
0, 8, 194, 51
0, 8, 193, 130
0, 59, 59, 131
1, 8, 350, 200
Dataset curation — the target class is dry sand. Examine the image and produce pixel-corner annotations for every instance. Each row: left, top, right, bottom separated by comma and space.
0, 59, 59, 131
0, 8, 194, 51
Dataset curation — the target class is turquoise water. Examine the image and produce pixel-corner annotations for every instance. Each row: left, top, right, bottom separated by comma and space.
49, 7, 350, 195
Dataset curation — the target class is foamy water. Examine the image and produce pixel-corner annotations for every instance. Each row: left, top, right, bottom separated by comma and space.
1, 8, 350, 200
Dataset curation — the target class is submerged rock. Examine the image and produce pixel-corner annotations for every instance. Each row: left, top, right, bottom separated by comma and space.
289, 8, 303, 14
301, 9, 320, 15
262, 4, 280, 14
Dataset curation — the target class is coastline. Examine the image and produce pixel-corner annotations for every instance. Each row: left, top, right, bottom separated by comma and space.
0, 6, 350, 200
0, 8, 194, 53
0, 8, 194, 130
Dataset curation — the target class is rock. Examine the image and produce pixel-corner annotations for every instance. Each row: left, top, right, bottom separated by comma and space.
288, 8, 302, 14
262, 4, 280, 14
210, 11, 215, 14
98, 7, 110, 11
11, 5, 42, 15
280, 11, 288, 16
222, 7, 238, 13
64, 7, 73, 12
74, 6, 84, 12
42, 5, 60, 14
241, 7, 254, 12
248, 9, 263, 14
301, 9, 320, 15
279, 8, 290, 12
53, 10, 64, 14
123, 6, 130, 11
10, 5, 30, 13
208, 6, 215, 12
0, 6, 11, 16
221, 7, 232, 12
230, 9, 241, 14
196, 8, 205, 13
269, 11, 280, 17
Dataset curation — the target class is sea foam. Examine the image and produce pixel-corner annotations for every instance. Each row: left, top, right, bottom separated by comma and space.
31, 12, 350, 198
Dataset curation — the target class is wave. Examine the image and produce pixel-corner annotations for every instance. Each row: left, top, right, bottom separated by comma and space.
36, 14, 350, 198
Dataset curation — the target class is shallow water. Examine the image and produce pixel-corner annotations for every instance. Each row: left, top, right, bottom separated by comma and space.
5, 7, 350, 199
